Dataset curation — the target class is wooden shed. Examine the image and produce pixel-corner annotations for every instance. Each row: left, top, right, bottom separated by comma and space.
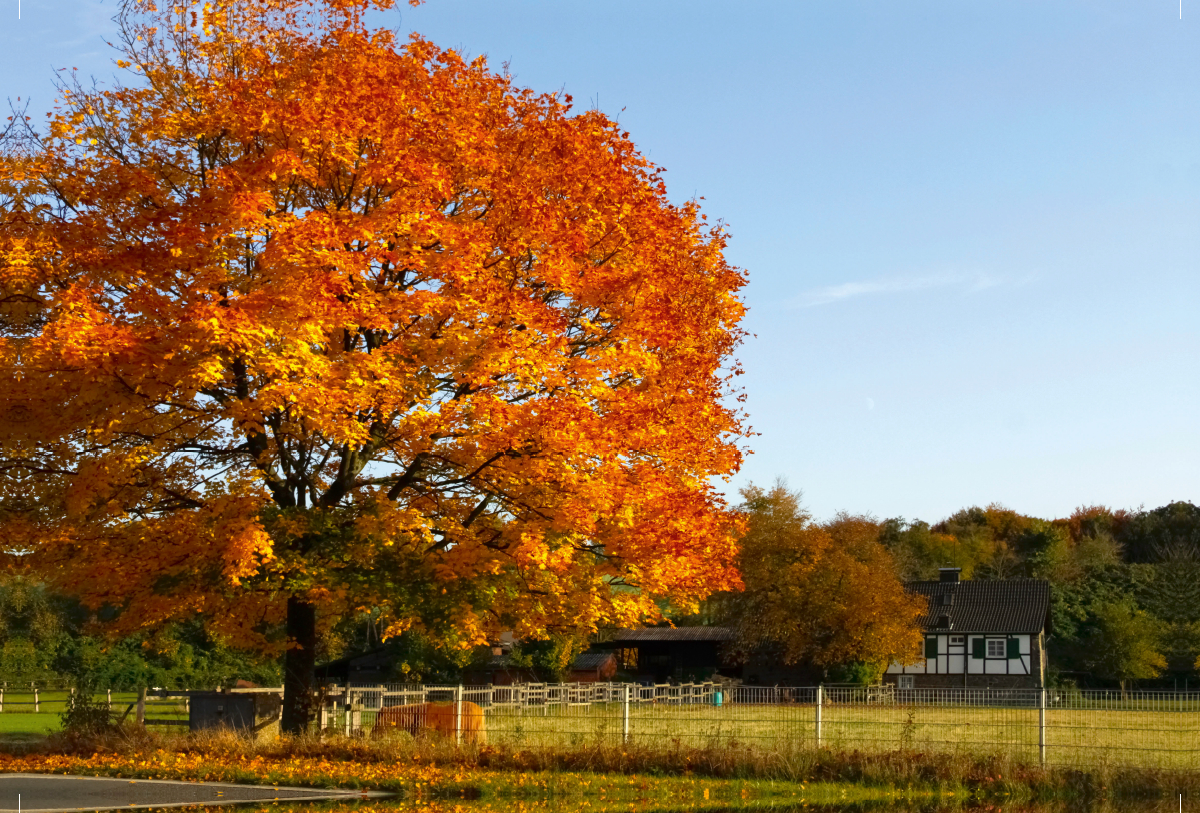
608, 627, 738, 683
569, 652, 618, 683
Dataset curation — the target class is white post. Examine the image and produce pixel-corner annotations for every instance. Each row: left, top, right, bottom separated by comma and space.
1039, 687, 1047, 766
622, 685, 630, 744
106, 689, 111, 711
33, 688, 38, 713
815, 685, 823, 748
454, 685, 464, 746
344, 689, 352, 737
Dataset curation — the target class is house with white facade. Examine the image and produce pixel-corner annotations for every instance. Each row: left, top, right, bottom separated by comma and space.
885, 568, 1051, 690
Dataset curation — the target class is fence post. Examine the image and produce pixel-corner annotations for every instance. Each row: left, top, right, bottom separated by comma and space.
815, 685, 823, 748
622, 684, 630, 745
106, 689, 111, 711
33, 688, 39, 714
1038, 687, 1047, 766
136, 687, 146, 725
454, 685, 463, 747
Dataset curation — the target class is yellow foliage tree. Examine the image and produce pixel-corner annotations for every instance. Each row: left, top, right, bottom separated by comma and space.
0, 0, 748, 730
727, 484, 924, 674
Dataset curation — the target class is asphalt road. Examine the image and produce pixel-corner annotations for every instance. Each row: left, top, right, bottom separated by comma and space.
0, 774, 378, 812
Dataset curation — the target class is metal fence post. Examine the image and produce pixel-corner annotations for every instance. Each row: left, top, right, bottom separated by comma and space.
454, 685, 464, 747
622, 684, 630, 745
815, 685, 823, 748
1039, 687, 1047, 766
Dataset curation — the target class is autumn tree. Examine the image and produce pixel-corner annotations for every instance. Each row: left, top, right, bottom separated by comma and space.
878, 518, 975, 581
0, 0, 748, 731
723, 483, 924, 675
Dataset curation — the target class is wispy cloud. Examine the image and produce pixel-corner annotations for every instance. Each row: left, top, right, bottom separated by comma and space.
789, 270, 1004, 308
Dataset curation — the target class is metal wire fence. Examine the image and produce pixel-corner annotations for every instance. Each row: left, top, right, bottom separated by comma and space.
318, 682, 1200, 769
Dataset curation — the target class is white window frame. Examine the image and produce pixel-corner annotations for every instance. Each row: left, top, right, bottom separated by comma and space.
949, 635, 964, 646
898, 675, 914, 689
986, 638, 1006, 658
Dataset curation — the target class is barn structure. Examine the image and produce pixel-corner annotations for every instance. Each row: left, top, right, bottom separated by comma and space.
608, 627, 738, 683
884, 568, 1051, 690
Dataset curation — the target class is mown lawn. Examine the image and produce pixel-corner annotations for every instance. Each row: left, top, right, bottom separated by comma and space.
350, 700, 1200, 770
7, 692, 1199, 771
0, 693, 187, 737
0, 713, 58, 736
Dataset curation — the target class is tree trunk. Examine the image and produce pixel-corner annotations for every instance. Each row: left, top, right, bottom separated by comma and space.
281, 597, 318, 735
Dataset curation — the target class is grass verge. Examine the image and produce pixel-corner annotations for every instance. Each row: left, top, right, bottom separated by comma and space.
0, 726, 1194, 803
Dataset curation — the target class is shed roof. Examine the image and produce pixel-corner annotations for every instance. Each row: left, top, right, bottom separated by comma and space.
906, 579, 1050, 634
610, 627, 736, 643
572, 652, 616, 670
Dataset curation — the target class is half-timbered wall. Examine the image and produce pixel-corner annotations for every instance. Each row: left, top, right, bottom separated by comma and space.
885, 634, 1032, 676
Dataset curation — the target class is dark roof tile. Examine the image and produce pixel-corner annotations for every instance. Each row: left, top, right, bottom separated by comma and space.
906, 579, 1050, 634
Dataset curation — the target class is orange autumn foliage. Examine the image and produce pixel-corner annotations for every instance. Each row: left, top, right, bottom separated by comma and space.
0, 0, 748, 724
727, 484, 924, 671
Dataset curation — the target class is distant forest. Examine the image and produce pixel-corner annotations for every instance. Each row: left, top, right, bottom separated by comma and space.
879, 500, 1200, 688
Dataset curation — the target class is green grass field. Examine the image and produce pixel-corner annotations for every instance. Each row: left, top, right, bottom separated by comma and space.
0, 713, 59, 737
0, 692, 188, 738
352, 701, 1200, 770
5, 691, 1196, 771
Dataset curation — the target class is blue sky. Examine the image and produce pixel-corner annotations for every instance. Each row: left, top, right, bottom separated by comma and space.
4, 1, 1198, 523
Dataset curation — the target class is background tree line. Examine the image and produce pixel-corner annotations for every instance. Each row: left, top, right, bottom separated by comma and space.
0, 577, 280, 689
5, 493, 1196, 692
687, 486, 1200, 691
879, 500, 1200, 689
